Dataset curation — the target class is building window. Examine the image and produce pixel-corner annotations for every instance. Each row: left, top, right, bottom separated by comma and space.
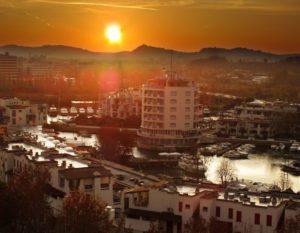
170, 123, 176, 128
185, 204, 190, 209
185, 91, 191, 96
170, 115, 176, 120
178, 202, 183, 212
185, 115, 190, 120
185, 99, 191, 104
255, 213, 260, 225
202, 207, 208, 212
59, 177, 65, 188
170, 99, 177, 104
85, 184, 93, 190
228, 208, 233, 219
266, 215, 272, 226
12, 110, 16, 117
236, 211, 242, 222
101, 183, 109, 189
185, 107, 190, 112
185, 123, 190, 128
171, 91, 177, 96
170, 107, 176, 112
216, 206, 221, 217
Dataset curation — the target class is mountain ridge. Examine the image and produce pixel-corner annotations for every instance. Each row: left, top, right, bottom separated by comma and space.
0, 44, 298, 61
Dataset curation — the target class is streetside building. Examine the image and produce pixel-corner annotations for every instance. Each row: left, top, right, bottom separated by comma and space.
137, 71, 203, 151
217, 100, 300, 139
0, 98, 47, 129
123, 182, 207, 233
122, 181, 300, 233
0, 147, 115, 214
101, 88, 142, 119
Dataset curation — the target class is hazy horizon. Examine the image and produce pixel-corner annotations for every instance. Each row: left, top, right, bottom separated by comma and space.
1, 43, 300, 55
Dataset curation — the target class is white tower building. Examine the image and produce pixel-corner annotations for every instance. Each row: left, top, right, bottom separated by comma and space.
137, 71, 203, 151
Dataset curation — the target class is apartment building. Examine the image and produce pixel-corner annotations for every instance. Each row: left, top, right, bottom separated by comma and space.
122, 181, 300, 233
0, 98, 47, 129
0, 52, 20, 80
101, 88, 142, 119
137, 71, 203, 151
0, 147, 115, 212
199, 190, 286, 233
123, 182, 205, 233
217, 100, 300, 139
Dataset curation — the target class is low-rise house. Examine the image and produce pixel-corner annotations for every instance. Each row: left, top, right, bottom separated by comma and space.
123, 181, 300, 233
0, 97, 47, 129
123, 182, 219, 233
200, 190, 286, 233
0, 147, 115, 212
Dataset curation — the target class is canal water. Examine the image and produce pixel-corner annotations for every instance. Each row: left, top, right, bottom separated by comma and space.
21, 121, 300, 193
133, 147, 300, 193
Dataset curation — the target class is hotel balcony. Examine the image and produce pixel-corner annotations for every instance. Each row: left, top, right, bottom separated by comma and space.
143, 100, 164, 106
143, 109, 164, 114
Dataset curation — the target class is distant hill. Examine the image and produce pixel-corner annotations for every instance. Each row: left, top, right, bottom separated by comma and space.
0, 44, 298, 62
199, 47, 283, 61
0, 44, 110, 60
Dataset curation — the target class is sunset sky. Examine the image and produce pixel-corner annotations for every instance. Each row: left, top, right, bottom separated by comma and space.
0, 0, 300, 53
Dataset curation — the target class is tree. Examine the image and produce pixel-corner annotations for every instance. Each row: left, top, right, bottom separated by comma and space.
216, 158, 236, 186
276, 172, 292, 192
146, 222, 164, 233
278, 213, 300, 233
56, 191, 113, 233
0, 167, 52, 233
184, 216, 208, 233
114, 214, 133, 233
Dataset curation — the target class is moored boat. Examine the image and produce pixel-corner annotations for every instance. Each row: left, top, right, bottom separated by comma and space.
69, 107, 78, 116
60, 107, 69, 116
48, 105, 58, 117
281, 161, 300, 175
86, 107, 94, 115
79, 107, 86, 115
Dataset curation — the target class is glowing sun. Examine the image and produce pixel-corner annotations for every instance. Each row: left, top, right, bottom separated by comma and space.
105, 24, 122, 44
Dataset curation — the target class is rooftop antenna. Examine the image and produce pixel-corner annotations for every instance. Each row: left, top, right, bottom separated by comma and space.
170, 50, 173, 72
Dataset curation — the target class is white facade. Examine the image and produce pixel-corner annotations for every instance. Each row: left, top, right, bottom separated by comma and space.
0, 147, 115, 211
123, 183, 201, 233
122, 182, 300, 233
101, 88, 142, 119
199, 191, 285, 233
0, 98, 47, 129
217, 100, 300, 139
138, 71, 203, 151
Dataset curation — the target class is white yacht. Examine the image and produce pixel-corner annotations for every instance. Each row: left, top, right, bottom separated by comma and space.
87, 107, 94, 115
48, 105, 58, 117
69, 107, 78, 116
79, 107, 86, 115
178, 154, 206, 174
290, 142, 299, 152
60, 107, 69, 116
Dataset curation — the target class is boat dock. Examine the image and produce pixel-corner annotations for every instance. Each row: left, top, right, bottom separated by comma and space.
200, 135, 294, 147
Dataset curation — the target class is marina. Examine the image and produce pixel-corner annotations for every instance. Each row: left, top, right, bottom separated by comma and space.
133, 147, 300, 192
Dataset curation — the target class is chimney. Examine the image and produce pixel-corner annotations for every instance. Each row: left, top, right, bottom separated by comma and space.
61, 160, 66, 168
